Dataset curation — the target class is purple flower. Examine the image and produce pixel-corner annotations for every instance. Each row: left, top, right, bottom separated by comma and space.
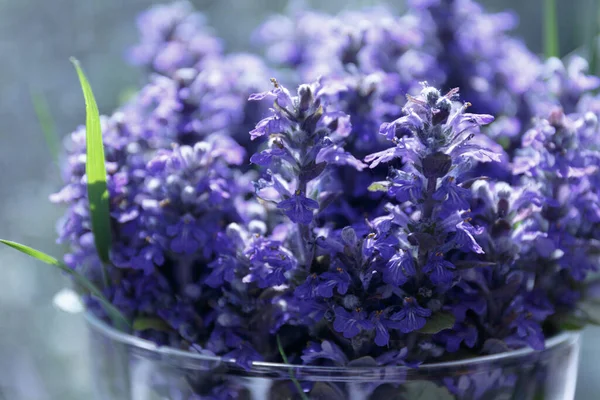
250, 147, 289, 166
128, 1, 223, 75
316, 144, 366, 170
301, 341, 348, 365
423, 254, 456, 286
436, 323, 477, 353
316, 267, 351, 298
388, 171, 424, 203
453, 221, 484, 254
332, 307, 374, 339
382, 250, 415, 286
370, 310, 396, 346
433, 177, 471, 210
223, 342, 264, 370
166, 214, 206, 254
277, 192, 319, 224
390, 297, 432, 333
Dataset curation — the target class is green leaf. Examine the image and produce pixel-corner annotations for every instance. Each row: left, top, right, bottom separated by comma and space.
0, 240, 130, 330
418, 312, 455, 334
277, 335, 309, 400
70, 58, 112, 286
368, 181, 389, 192
553, 313, 587, 331
401, 381, 455, 400
132, 317, 171, 332
543, 0, 560, 58
30, 90, 60, 167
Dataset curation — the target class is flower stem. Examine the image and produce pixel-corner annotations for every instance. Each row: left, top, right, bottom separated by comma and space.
277, 335, 309, 400
544, 0, 559, 59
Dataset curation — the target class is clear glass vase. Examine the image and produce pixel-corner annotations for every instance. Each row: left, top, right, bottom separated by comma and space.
86, 313, 581, 400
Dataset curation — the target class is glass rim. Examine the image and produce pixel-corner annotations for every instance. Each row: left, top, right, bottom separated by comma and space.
85, 311, 579, 375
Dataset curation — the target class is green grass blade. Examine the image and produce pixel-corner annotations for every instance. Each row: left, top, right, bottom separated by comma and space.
276, 335, 309, 400
132, 317, 171, 332
0, 239, 130, 330
544, 0, 560, 58
70, 58, 112, 287
30, 90, 60, 167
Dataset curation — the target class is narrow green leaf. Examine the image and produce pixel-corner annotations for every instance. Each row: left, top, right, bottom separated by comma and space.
0, 240, 130, 330
70, 58, 112, 286
30, 90, 60, 167
544, 0, 560, 58
553, 313, 587, 331
277, 335, 309, 400
132, 317, 171, 332
418, 312, 455, 334
368, 181, 389, 192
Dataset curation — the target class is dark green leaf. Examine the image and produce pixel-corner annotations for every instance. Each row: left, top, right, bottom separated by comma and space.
70, 58, 112, 282
543, 0, 559, 58
30, 90, 60, 167
401, 381, 455, 400
132, 317, 171, 332
555, 313, 587, 331
418, 312, 455, 334
0, 240, 130, 330
368, 181, 389, 192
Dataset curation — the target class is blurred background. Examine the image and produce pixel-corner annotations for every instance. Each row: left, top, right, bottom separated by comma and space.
0, 0, 598, 398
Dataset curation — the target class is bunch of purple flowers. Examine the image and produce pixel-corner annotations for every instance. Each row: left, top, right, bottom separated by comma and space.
5, 0, 600, 399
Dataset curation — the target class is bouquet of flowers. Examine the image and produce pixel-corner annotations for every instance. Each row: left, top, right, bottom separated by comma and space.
4, 0, 600, 399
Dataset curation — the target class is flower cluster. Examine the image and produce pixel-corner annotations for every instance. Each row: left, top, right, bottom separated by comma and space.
128, 0, 223, 75
29, 0, 600, 399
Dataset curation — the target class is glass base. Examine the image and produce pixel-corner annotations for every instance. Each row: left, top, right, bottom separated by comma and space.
86, 314, 581, 400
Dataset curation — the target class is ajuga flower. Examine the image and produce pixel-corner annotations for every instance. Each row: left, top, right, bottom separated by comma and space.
20, 2, 600, 399
128, 0, 223, 75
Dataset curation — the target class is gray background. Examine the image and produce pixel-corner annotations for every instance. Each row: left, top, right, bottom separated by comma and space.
0, 0, 598, 398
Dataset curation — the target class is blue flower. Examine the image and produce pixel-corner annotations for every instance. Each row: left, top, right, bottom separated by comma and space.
332, 307, 374, 339
423, 254, 456, 286
166, 214, 206, 254
389, 297, 431, 333
277, 192, 319, 224
301, 341, 348, 365
316, 267, 351, 298
453, 220, 484, 254
433, 176, 471, 210
295, 273, 320, 299
388, 171, 424, 203
435, 323, 477, 353
369, 310, 396, 347
249, 147, 289, 166
382, 250, 415, 286
316, 144, 366, 170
